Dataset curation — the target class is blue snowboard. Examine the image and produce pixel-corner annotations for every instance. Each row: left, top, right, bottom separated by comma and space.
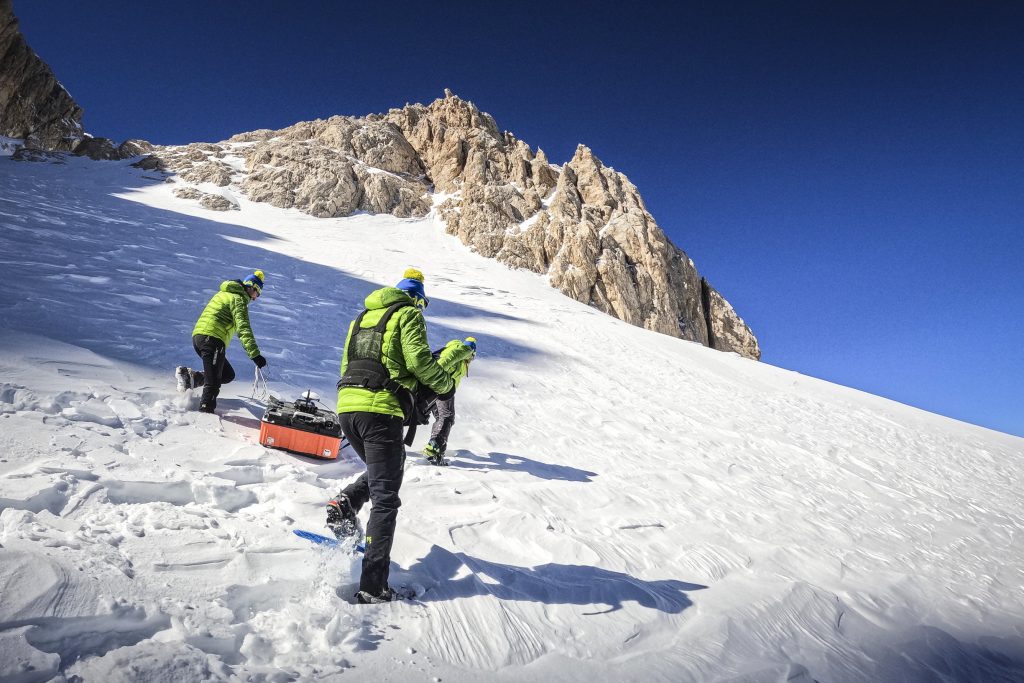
293, 528, 364, 553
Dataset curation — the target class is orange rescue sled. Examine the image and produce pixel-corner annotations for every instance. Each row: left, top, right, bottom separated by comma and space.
259, 393, 343, 460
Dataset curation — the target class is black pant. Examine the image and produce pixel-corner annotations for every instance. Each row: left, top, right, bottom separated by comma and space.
428, 396, 456, 451
339, 412, 406, 594
192, 334, 235, 411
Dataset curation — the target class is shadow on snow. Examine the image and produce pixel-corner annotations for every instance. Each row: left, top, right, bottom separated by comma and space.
449, 449, 598, 482
406, 544, 705, 614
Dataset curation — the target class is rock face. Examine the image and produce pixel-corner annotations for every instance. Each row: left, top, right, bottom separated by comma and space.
0, 0, 84, 150
385, 92, 760, 358
73, 136, 153, 161
143, 91, 760, 358
1, 0, 758, 356
1, 2, 151, 160
173, 186, 239, 211
703, 279, 761, 360
238, 121, 431, 218
432, 139, 713, 347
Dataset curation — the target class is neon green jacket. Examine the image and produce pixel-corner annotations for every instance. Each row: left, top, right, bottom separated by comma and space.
337, 287, 455, 417
191, 280, 261, 358
437, 339, 475, 389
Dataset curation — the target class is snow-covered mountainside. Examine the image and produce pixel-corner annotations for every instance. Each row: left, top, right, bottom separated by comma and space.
1, 155, 1022, 682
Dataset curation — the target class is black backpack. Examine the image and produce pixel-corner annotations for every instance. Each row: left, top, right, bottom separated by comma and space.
337, 302, 432, 444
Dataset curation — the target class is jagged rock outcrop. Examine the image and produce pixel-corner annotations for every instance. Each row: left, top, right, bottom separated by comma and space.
0, 0, 83, 150
173, 186, 239, 211
141, 91, 760, 358
434, 140, 712, 345
149, 121, 431, 218
702, 279, 761, 360
73, 136, 153, 161
11, 146, 62, 163
383, 93, 758, 357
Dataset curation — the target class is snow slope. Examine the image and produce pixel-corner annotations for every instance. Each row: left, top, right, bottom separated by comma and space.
1, 155, 1022, 682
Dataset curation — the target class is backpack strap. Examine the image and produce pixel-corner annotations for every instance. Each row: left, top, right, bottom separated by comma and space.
345, 302, 408, 364
338, 303, 415, 415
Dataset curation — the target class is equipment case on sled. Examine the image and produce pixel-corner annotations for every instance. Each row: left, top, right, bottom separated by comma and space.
259, 393, 343, 460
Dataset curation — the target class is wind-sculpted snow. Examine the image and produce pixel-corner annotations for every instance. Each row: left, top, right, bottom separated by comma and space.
0, 155, 1022, 681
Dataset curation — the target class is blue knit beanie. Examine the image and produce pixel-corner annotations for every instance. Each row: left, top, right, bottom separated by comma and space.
396, 268, 427, 308
396, 277, 425, 300
243, 269, 265, 293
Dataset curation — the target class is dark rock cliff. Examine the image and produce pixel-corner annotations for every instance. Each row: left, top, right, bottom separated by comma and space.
0, 0, 84, 151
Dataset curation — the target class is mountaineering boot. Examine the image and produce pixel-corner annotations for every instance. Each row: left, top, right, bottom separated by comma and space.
422, 440, 448, 466
198, 399, 216, 413
355, 587, 402, 604
177, 368, 204, 392
175, 366, 191, 392
326, 494, 361, 539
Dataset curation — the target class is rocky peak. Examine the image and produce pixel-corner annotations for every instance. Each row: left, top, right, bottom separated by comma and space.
140, 90, 761, 359
384, 92, 504, 192
407, 95, 757, 358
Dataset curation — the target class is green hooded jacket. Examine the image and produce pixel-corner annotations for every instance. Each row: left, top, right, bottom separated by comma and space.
337, 287, 455, 417
191, 280, 261, 358
436, 339, 475, 389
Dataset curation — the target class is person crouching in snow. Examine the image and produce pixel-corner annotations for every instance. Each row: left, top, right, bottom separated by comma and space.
176, 270, 268, 413
422, 337, 477, 466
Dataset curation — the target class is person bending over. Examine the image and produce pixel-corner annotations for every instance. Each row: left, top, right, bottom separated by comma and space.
176, 270, 268, 413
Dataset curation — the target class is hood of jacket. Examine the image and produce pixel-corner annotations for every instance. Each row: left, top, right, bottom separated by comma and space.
364, 286, 415, 311
221, 280, 249, 299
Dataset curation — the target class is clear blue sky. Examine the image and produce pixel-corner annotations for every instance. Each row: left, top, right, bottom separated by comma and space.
15, 1, 1023, 437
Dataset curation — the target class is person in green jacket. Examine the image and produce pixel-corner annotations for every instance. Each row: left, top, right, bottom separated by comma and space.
422, 337, 477, 465
326, 268, 456, 604
176, 270, 268, 413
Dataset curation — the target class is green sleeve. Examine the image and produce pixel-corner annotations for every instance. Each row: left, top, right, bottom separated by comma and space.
443, 342, 475, 371
339, 320, 355, 376
231, 295, 261, 358
400, 310, 454, 395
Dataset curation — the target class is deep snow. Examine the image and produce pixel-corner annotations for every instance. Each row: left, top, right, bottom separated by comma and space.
0, 154, 1022, 682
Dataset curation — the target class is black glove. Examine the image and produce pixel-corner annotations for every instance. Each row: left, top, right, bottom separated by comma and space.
436, 387, 455, 401
253, 354, 267, 368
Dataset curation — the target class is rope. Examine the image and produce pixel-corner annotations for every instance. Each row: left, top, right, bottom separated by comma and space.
251, 366, 271, 403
